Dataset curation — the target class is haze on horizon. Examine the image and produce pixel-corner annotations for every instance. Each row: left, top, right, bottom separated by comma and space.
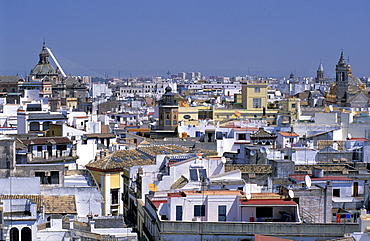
1, 0, 369, 78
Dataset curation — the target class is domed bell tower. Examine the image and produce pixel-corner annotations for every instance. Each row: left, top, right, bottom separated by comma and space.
158, 86, 178, 131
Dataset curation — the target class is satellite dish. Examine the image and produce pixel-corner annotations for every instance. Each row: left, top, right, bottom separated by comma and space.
288, 184, 293, 190
347, 133, 352, 139
250, 150, 256, 156
260, 147, 266, 153
148, 183, 158, 192
265, 148, 270, 154
305, 175, 312, 189
288, 190, 294, 199
246, 193, 251, 200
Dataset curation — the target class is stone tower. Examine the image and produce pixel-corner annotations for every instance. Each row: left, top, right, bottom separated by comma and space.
335, 51, 349, 104
316, 62, 325, 84
158, 86, 178, 131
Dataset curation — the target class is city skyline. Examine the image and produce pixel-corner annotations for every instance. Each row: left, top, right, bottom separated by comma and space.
1, 0, 369, 78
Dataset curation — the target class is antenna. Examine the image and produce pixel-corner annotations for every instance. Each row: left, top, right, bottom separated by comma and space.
305, 175, 311, 189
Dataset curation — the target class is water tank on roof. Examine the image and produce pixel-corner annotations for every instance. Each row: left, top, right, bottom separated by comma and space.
312, 167, 324, 178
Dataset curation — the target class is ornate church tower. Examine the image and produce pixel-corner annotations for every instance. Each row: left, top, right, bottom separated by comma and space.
335, 51, 349, 104
158, 86, 178, 131
316, 62, 325, 84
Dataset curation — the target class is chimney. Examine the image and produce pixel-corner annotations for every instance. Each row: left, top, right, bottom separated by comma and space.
364, 180, 369, 209
69, 218, 74, 230
89, 220, 95, 232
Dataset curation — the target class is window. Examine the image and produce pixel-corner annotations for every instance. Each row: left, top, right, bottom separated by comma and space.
333, 189, 340, 197
176, 206, 183, 221
256, 207, 273, 218
253, 98, 261, 108
189, 169, 198, 181
35, 172, 47, 184
50, 171, 59, 184
291, 103, 296, 108
254, 87, 260, 93
166, 120, 171, 125
21, 227, 31, 241
10, 227, 19, 241
189, 168, 207, 181
37, 146, 43, 152
111, 189, 119, 205
194, 205, 205, 217
218, 205, 226, 221
238, 133, 246, 140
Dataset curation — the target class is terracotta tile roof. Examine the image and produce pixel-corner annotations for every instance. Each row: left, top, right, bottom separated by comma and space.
86, 149, 155, 171
84, 133, 115, 139
19, 137, 72, 145
295, 164, 356, 173
348, 138, 370, 141
43, 195, 77, 214
317, 140, 345, 151
255, 234, 294, 241
138, 145, 190, 157
250, 128, 277, 139
225, 164, 272, 174
240, 199, 297, 206
278, 132, 299, 137
183, 190, 245, 196
0, 195, 42, 212
289, 174, 352, 182
189, 149, 219, 157
170, 175, 189, 189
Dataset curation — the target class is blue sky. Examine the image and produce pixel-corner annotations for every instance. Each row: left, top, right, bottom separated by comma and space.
1, 1, 369, 78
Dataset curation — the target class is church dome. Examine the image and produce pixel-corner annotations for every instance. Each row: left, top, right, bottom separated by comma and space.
30, 43, 58, 78
165, 86, 172, 93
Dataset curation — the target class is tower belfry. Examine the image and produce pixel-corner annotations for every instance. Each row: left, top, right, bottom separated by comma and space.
158, 86, 178, 131
335, 51, 349, 104
316, 62, 325, 83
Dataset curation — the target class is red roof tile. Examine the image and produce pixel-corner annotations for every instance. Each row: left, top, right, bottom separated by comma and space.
151, 200, 167, 208
255, 234, 294, 241
279, 132, 299, 137
348, 138, 370, 141
289, 174, 352, 182
240, 199, 297, 206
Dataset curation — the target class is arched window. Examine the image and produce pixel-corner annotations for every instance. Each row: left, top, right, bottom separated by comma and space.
21, 227, 32, 241
10, 227, 19, 241
2, 88, 7, 92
